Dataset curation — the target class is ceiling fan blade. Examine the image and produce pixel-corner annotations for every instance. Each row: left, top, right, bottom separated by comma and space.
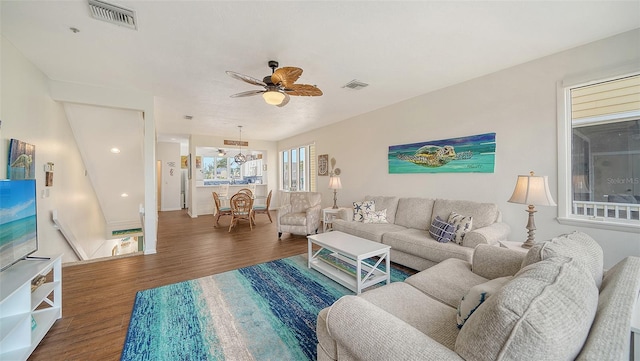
276, 93, 290, 107
225, 71, 267, 87
271, 67, 303, 88
284, 84, 323, 97
230, 90, 265, 98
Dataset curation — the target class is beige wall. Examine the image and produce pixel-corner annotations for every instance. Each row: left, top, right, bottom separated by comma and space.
278, 29, 640, 268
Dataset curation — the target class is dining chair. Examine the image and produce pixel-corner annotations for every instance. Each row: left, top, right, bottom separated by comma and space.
212, 192, 231, 227
229, 192, 254, 232
237, 188, 253, 198
218, 183, 230, 207
253, 190, 272, 223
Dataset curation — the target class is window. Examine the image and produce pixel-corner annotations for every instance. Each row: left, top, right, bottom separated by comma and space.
559, 73, 640, 232
202, 156, 230, 179
280, 144, 316, 191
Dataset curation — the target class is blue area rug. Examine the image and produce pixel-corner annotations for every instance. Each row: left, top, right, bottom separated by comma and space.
121, 254, 412, 361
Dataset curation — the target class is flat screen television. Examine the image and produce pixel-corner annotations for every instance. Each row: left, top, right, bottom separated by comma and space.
0, 179, 38, 271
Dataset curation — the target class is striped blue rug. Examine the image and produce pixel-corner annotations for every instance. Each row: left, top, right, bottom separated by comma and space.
121, 254, 412, 361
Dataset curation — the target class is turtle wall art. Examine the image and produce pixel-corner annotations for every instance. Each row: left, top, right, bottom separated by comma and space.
388, 133, 496, 174
8, 139, 36, 179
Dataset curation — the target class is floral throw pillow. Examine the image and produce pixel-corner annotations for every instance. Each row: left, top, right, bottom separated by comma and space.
363, 209, 388, 224
429, 216, 455, 243
353, 201, 375, 222
448, 211, 473, 245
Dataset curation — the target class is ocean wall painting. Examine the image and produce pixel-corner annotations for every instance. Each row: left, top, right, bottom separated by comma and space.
389, 132, 496, 174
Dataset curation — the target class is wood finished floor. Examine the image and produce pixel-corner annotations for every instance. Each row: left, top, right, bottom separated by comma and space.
28, 209, 309, 361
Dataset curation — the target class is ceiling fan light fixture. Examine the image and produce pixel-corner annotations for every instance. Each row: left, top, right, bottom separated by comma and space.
262, 91, 286, 105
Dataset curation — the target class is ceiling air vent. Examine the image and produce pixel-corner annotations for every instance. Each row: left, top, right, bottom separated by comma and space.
88, 0, 137, 30
342, 79, 369, 90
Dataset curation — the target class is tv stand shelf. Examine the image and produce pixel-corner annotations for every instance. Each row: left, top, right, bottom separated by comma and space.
0, 254, 62, 361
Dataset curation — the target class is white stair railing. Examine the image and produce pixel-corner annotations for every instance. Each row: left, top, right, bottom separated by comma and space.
51, 209, 89, 261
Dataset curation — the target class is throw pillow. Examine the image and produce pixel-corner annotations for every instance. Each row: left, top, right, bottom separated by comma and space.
448, 212, 473, 245
428, 216, 455, 243
363, 209, 388, 224
456, 276, 512, 329
353, 200, 375, 222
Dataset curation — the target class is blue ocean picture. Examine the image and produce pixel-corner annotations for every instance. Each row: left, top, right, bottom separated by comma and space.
0, 182, 37, 248
389, 132, 496, 173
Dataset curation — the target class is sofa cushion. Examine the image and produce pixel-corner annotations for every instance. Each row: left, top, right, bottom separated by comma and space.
384, 228, 475, 266
280, 212, 307, 226
455, 257, 599, 361
456, 276, 512, 329
352, 200, 375, 222
332, 219, 406, 243
365, 196, 400, 224
429, 216, 455, 243
521, 231, 604, 288
358, 282, 460, 350
405, 258, 488, 308
363, 209, 388, 224
432, 199, 499, 229
394, 197, 435, 229
448, 212, 473, 245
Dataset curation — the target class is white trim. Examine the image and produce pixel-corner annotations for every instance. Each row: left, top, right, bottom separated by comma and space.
572, 111, 640, 127
557, 217, 640, 233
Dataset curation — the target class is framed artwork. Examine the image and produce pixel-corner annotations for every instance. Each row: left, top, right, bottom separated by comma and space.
388, 132, 496, 174
181, 156, 188, 169
196, 156, 202, 169
318, 154, 329, 176
8, 139, 36, 179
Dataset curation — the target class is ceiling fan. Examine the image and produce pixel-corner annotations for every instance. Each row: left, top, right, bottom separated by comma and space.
226, 60, 323, 107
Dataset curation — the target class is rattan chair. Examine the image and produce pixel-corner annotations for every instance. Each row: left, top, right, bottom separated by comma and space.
237, 188, 253, 198
252, 190, 272, 223
212, 192, 231, 227
229, 192, 254, 232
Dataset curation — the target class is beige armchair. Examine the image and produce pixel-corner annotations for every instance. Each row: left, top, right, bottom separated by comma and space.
277, 192, 322, 239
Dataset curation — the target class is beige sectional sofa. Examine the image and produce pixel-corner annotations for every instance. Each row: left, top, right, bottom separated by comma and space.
316, 231, 640, 361
332, 196, 511, 270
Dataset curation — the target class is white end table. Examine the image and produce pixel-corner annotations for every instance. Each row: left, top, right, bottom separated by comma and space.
499, 240, 529, 253
322, 207, 347, 232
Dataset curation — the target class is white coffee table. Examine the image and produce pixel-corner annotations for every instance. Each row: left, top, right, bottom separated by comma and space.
307, 231, 391, 294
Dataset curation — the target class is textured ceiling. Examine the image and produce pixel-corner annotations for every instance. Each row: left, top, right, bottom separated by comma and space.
2, 1, 639, 143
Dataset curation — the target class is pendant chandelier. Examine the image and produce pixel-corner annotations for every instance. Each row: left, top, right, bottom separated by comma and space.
234, 125, 247, 165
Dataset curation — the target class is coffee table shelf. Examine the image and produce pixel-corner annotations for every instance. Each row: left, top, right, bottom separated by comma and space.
308, 231, 390, 294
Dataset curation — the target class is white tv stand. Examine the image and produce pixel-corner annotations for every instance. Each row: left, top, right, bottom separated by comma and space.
0, 254, 62, 360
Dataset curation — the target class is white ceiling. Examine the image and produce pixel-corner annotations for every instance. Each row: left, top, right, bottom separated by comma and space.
2, 1, 639, 143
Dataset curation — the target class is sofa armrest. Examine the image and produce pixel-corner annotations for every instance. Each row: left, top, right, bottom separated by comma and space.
327, 296, 464, 361
471, 244, 525, 279
463, 222, 511, 248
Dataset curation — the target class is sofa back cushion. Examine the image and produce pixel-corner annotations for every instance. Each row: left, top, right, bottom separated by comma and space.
290, 192, 321, 213
577, 256, 640, 360
455, 256, 599, 361
394, 197, 435, 229
521, 231, 604, 289
432, 199, 499, 229
364, 196, 400, 224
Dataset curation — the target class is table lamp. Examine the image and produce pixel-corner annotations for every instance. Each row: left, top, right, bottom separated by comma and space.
328, 176, 342, 209
508, 171, 556, 249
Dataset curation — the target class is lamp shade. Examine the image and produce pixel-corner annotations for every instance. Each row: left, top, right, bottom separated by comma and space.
508, 172, 556, 206
262, 91, 285, 105
328, 176, 342, 189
